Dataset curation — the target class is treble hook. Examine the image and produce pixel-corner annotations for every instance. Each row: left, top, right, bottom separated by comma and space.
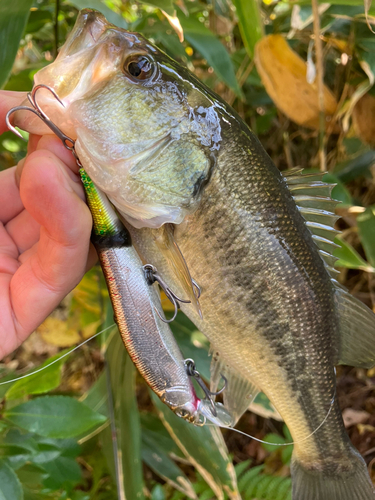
143, 264, 191, 323
6, 84, 82, 167
184, 358, 227, 417
191, 278, 201, 299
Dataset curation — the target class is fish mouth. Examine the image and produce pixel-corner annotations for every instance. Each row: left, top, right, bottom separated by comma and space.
57, 9, 110, 58
13, 9, 146, 136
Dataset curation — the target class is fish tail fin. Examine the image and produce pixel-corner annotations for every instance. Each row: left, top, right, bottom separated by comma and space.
291, 449, 375, 500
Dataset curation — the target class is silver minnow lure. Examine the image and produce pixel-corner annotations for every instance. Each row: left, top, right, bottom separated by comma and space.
79, 168, 233, 426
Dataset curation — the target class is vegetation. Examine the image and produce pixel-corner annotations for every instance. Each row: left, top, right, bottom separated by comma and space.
1, 0, 375, 498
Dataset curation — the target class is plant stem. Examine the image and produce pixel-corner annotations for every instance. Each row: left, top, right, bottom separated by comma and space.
311, 0, 326, 172
54, 0, 60, 59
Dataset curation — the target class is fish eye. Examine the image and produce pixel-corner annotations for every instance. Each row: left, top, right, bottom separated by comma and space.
125, 55, 154, 81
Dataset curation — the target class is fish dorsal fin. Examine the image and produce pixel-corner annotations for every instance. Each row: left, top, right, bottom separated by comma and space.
210, 349, 259, 425
334, 286, 375, 369
284, 170, 341, 279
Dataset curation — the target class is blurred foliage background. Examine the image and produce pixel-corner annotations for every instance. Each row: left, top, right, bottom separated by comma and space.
1, 0, 375, 498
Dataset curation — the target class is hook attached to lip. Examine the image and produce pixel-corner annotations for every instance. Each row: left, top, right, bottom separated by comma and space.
6, 84, 82, 166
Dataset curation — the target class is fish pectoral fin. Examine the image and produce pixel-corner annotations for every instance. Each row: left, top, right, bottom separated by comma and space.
154, 224, 202, 318
334, 285, 375, 369
210, 349, 259, 425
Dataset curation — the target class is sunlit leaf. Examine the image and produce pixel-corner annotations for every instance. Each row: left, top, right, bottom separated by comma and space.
357, 206, 375, 268
0, 459, 23, 500
0, 0, 33, 89
37, 317, 80, 347
4, 396, 107, 438
334, 237, 375, 272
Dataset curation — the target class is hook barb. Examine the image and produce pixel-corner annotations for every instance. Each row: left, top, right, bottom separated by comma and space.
5, 106, 41, 140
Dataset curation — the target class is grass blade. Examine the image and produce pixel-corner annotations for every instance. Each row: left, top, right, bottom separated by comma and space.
233, 0, 264, 59
0, 0, 34, 88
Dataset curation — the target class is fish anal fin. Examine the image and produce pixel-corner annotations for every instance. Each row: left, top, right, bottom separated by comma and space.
334, 285, 375, 369
210, 350, 259, 425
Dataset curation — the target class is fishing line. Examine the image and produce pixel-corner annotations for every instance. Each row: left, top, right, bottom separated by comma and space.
0, 323, 116, 386
205, 391, 336, 447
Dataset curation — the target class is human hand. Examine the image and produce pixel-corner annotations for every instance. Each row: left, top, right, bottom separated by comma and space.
0, 91, 95, 359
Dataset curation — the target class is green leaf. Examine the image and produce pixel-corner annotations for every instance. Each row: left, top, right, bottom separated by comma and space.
5, 351, 68, 400
171, 313, 211, 381
0, 459, 23, 500
141, 421, 196, 498
334, 150, 375, 183
41, 456, 82, 490
100, 324, 145, 500
140, 413, 181, 457
357, 206, 375, 268
261, 433, 286, 453
151, 391, 240, 500
322, 173, 353, 205
233, 0, 264, 59
4, 396, 107, 438
333, 237, 375, 272
65, 0, 128, 28
0, 0, 34, 89
178, 13, 242, 96
142, 437, 196, 498
151, 485, 166, 500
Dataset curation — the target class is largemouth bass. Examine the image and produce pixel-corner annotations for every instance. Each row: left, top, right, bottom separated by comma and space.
14, 9, 375, 500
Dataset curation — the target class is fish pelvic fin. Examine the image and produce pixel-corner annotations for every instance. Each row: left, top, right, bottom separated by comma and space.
291, 448, 375, 500
210, 349, 259, 425
334, 285, 375, 369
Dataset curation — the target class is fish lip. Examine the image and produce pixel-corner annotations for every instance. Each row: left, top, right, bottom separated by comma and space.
60, 9, 147, 59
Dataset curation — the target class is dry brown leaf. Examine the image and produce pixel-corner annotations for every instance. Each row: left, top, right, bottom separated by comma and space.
342, 408, 369, 428
353, 92, 375, 147
254, 34, 337, 129
37, 317, 80, 347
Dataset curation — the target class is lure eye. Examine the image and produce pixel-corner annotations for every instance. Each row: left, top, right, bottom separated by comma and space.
125, 55, 154, 81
